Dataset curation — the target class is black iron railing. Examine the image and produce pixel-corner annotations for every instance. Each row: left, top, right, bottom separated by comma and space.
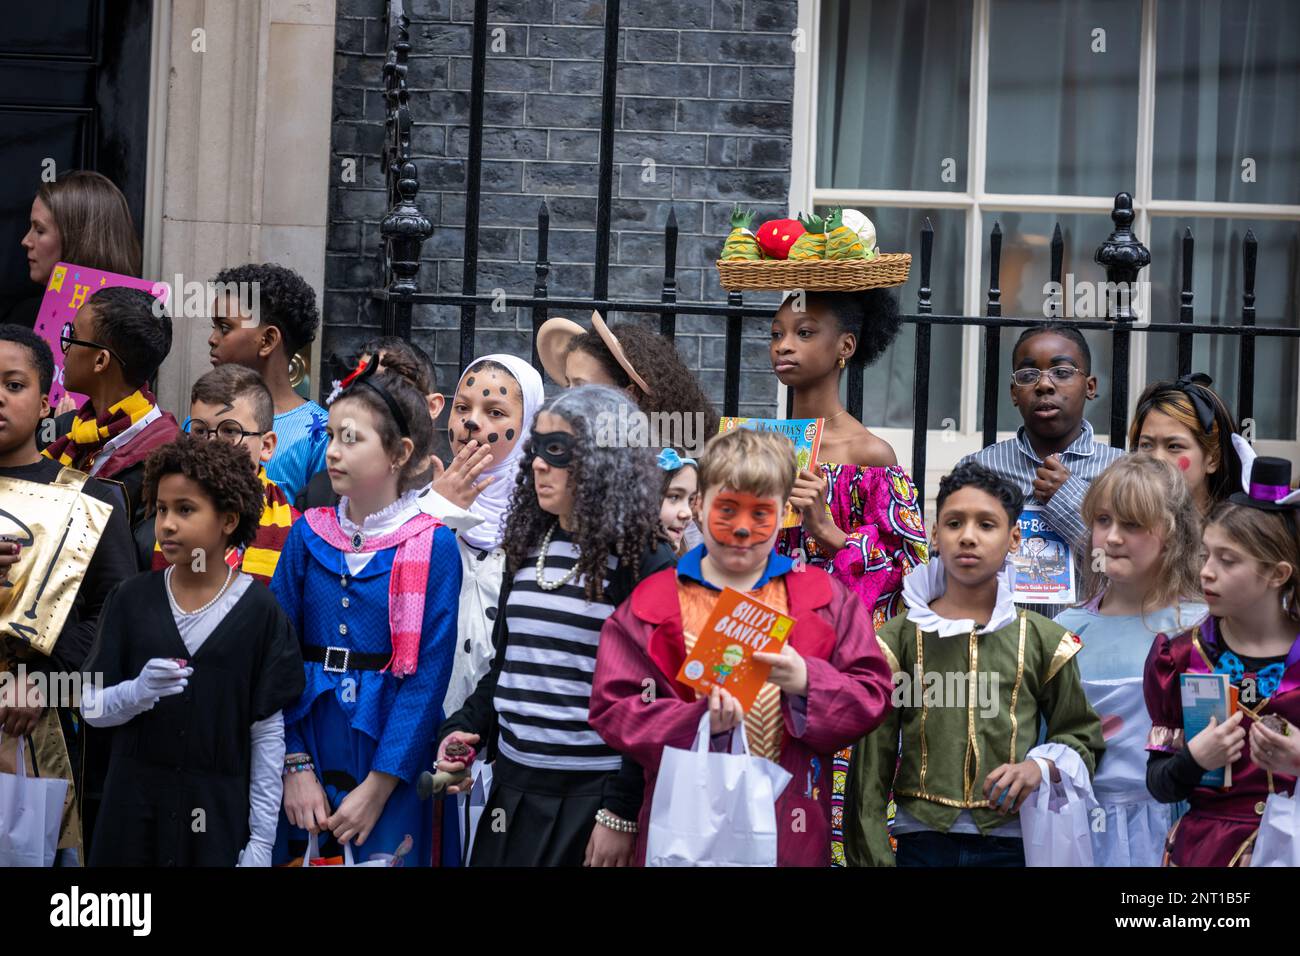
370, 0, 1298, 505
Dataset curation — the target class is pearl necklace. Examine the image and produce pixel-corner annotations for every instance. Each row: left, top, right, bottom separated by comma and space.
535, 523, 580, 592
165, 563, 235, 617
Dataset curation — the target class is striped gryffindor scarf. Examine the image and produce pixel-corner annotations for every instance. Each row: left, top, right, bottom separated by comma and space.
43, 388, 156, 470
152, 468, 297, 585
678, 577, 788, 763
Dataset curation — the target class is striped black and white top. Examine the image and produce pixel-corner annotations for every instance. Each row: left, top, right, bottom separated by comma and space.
493, 533, 624, 772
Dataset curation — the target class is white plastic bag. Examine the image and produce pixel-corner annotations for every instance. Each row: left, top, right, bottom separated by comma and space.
0, 733, 68, 867
647, 713, 792, 867
1021, 756, 1095, 867
301, 832, 389, 868
1250, 791, 1300, 867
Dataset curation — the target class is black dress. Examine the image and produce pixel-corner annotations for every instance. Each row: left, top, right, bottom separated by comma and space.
84, 572, 305, 866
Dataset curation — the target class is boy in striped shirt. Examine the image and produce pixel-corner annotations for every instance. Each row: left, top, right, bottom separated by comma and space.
959, 322, 1124, 617
148, 365, 297, 584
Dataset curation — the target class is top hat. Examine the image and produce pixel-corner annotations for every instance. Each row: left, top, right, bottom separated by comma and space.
1229, 434, 1300, 510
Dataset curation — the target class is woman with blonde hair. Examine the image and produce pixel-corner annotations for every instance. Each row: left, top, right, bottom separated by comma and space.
1055, 454, 1207, 865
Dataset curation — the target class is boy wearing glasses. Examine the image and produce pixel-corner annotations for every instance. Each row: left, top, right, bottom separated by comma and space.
142, 364, 298, 585
959, 322, 1123, 617
44, 286, 178, 541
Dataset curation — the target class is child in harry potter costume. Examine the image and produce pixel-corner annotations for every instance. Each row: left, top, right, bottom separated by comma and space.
81, 437, 304, 866
0, 325, 136, 865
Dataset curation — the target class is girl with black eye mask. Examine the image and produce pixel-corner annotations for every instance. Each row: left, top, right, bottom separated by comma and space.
435, 385, 676, 867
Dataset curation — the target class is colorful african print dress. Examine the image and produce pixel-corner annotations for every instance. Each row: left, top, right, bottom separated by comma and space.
776, 462, 929, 865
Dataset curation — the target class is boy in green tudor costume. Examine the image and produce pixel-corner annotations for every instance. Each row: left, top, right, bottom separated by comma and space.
846, 463, 1103, 867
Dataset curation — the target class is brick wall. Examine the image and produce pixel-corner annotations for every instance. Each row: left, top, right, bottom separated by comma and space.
325, 0, 797, 416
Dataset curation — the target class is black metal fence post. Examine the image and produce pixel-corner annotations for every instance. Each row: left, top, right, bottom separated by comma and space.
530, 200, 551, 371
910, 218, 934, 505
379, 3, 429, 339
1095, 192, 1151, 448
660, 207, 679, 340
981, 222, 1003, 447
1178, 228, 1195, 376
1237, 230, 1258, 428
458, 0, 489, 371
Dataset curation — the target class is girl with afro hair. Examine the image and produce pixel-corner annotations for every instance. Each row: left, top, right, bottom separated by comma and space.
435, 385, 676, 866
769, 287, 930, 866
83, 436, 305, 866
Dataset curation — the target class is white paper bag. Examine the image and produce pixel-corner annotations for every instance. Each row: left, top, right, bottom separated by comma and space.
0, 733, 68, 868
1250, 791, 1300, 867
1021, 756, 1095, 867
647, 713, 792, 867
301, 832, 389, 868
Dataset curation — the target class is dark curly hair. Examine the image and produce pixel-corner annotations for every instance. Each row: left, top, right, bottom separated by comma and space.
86, 286, 173, 387
330, 365, 434, 492
566, 322, 720, 435
211, 262, 319, 358
798, 288, 903, 368
936, 461, 1022, 526
143, 435, 265, 551
0, 323, 55, 394
501, 385, 663, 603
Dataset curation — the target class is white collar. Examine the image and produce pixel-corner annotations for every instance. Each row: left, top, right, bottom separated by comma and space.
338, 489, 423, 540
903, 556, 1018, 637
89, 404, 162, 474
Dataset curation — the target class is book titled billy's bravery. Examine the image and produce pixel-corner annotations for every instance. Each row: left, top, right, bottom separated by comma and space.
676, 587, 796, 712
1180, 672, 1238, 788
718, 417, 823, 529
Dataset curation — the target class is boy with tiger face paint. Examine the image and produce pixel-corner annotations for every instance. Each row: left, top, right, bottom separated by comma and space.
589, 427, 894, 866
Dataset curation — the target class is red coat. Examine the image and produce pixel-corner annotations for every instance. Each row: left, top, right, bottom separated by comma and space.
588, 564, 893, 866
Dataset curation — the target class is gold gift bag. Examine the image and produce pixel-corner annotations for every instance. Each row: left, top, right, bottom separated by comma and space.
0, 467, 113, 655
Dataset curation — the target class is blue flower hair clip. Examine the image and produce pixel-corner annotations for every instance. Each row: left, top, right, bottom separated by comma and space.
656, 448, 697, 472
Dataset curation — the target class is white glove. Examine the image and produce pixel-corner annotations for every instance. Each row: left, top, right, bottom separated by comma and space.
236, 838, 274, 868
82, 658, 192, 728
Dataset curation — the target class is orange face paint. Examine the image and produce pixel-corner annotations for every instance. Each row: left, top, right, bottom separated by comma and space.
707, 490, 780, 547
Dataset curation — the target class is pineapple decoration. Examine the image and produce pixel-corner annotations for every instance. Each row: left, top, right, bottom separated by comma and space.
824, 208, 869, 260
720, 204, 763, 261
786, 213, 827, 260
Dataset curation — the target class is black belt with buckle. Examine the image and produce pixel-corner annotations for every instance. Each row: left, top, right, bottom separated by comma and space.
303, 645, 389, 673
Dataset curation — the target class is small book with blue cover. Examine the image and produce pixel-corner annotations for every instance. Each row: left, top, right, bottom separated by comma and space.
1180, 672, 1237, 788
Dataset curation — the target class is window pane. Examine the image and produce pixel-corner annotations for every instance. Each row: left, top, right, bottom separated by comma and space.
986, 0, 1140, 196
1154, 0, 1300, 205
815, 0, 971, 191
816, 207, 965, 431
975, 212, 1116, 435
1145, 217, 1300, 440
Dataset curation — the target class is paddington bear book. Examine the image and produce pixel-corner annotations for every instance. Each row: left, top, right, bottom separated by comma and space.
1180, 672, 1238, 788
717, 417, 824, 528
676, 587, 796, 711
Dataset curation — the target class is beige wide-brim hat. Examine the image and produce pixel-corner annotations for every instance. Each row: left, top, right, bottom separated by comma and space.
534, 310, 653, 394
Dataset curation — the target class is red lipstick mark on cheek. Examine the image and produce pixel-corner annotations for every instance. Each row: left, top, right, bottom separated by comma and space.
1177, 456, 1191, 472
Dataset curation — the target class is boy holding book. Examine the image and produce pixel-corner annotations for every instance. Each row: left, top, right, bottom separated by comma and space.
959, 322, 1123, 617
845, 462, 1104, 866
589, 427, 894, 866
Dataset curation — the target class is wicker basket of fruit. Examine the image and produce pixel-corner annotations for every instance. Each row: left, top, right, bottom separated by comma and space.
716, 206, 910, 292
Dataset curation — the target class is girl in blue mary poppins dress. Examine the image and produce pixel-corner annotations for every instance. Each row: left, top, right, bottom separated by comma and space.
272, 361, 461, 866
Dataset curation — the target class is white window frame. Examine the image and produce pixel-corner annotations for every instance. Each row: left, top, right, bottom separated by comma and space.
791, 0, 1300, 497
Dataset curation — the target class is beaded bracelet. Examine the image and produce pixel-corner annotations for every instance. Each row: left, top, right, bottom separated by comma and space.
594, 808, 638, 834
283, 761, 315, 775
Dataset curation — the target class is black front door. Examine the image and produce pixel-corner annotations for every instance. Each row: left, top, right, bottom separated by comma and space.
0, 0, 153, 316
